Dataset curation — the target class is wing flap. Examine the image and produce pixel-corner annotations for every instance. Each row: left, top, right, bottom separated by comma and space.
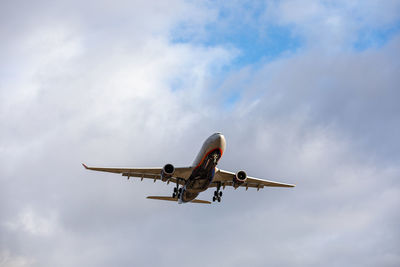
213, 169, 295, 189
209, 181, 265, 189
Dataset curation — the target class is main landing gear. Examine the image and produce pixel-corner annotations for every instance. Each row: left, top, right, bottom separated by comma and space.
172, 187, 182, 199
172, 178, 182, 199
212, 183, 223, 202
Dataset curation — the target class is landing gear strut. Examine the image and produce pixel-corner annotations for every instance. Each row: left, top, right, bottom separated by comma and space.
212, 182, 223, 202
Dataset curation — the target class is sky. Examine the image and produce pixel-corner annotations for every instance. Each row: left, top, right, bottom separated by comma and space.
1, 0, 400, 266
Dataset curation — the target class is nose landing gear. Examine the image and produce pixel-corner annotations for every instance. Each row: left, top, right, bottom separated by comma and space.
212, 153, 219, 165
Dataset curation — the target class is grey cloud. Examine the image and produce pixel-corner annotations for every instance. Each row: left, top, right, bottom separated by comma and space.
1, 1, 400, 267
215, 36, 400, 163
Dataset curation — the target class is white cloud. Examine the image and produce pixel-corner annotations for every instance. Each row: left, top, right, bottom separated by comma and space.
263, 0, 400, 49
0, 250, 35, 267
4, 208, 57, 236
1, 1, 399, 266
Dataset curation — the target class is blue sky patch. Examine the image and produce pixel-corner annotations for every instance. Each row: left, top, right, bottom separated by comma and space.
354, 21, 400, 51
223, 90, 241, 110
203, 24, 301, 66
170, 4, 302, 68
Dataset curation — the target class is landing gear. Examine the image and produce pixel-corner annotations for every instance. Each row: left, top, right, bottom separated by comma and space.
172, 188, 182, 198
172, 179, 180, 198
172, 187, 177, 198
213, 193, 222, 202
178, 188, 182, 199
213, 153, 219, 165
172, 179, 183, 199
212, 182, 223, 202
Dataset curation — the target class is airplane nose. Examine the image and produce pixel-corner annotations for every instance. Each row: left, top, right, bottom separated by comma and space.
215, 133, 226, 151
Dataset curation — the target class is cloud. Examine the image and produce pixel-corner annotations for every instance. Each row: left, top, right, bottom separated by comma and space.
1, 1, 399, 267
0, 250, 35, 267
263, 0, 400, 49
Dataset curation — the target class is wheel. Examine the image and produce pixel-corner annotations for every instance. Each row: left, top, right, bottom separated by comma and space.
212, 196, 216, 202
217, 197, 221, 202
219, 191, 223, 197
174, 188, 177, 193
177, 193, 181, 199
214, 191, 218, 197
178, 188, 182, 193
172, 193, 176, 198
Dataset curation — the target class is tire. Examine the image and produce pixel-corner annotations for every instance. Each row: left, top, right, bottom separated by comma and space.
217, 197, 221, 202
172, 193, 176, 198
212, 196, 216, 202
219, 191, 223, 197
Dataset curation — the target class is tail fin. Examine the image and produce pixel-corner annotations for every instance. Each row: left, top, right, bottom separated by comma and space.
146, 196, 211, 204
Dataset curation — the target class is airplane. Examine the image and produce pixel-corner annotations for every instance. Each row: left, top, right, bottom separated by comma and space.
82, 133, 295, 204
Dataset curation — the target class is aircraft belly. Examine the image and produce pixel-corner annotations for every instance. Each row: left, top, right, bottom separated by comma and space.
182, 191, 199, 202
186, 177, 211, 192
182, 148, 221, 203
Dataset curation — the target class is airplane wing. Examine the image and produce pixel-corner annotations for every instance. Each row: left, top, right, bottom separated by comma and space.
211, 169, 295, 190
82, 163, 192, 185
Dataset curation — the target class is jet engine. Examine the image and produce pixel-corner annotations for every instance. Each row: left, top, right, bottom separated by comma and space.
161, 164, 175, 181
233, 170, 247, 188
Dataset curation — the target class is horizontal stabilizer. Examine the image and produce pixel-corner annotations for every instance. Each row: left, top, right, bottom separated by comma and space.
146, 196, 211, 204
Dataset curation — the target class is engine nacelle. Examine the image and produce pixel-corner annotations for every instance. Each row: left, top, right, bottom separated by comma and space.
161, 164, 175, 181
233, 170, 247, 188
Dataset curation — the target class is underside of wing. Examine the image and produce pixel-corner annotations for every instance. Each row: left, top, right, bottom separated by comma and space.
82, 163, 192, 184
212, 169, 295, 190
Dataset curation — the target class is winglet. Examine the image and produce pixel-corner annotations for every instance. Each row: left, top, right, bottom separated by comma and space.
82, 163, 88, 169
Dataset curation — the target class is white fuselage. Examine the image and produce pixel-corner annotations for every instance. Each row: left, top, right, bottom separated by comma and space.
179, 133, 226, 203
192, 133, 226, 167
